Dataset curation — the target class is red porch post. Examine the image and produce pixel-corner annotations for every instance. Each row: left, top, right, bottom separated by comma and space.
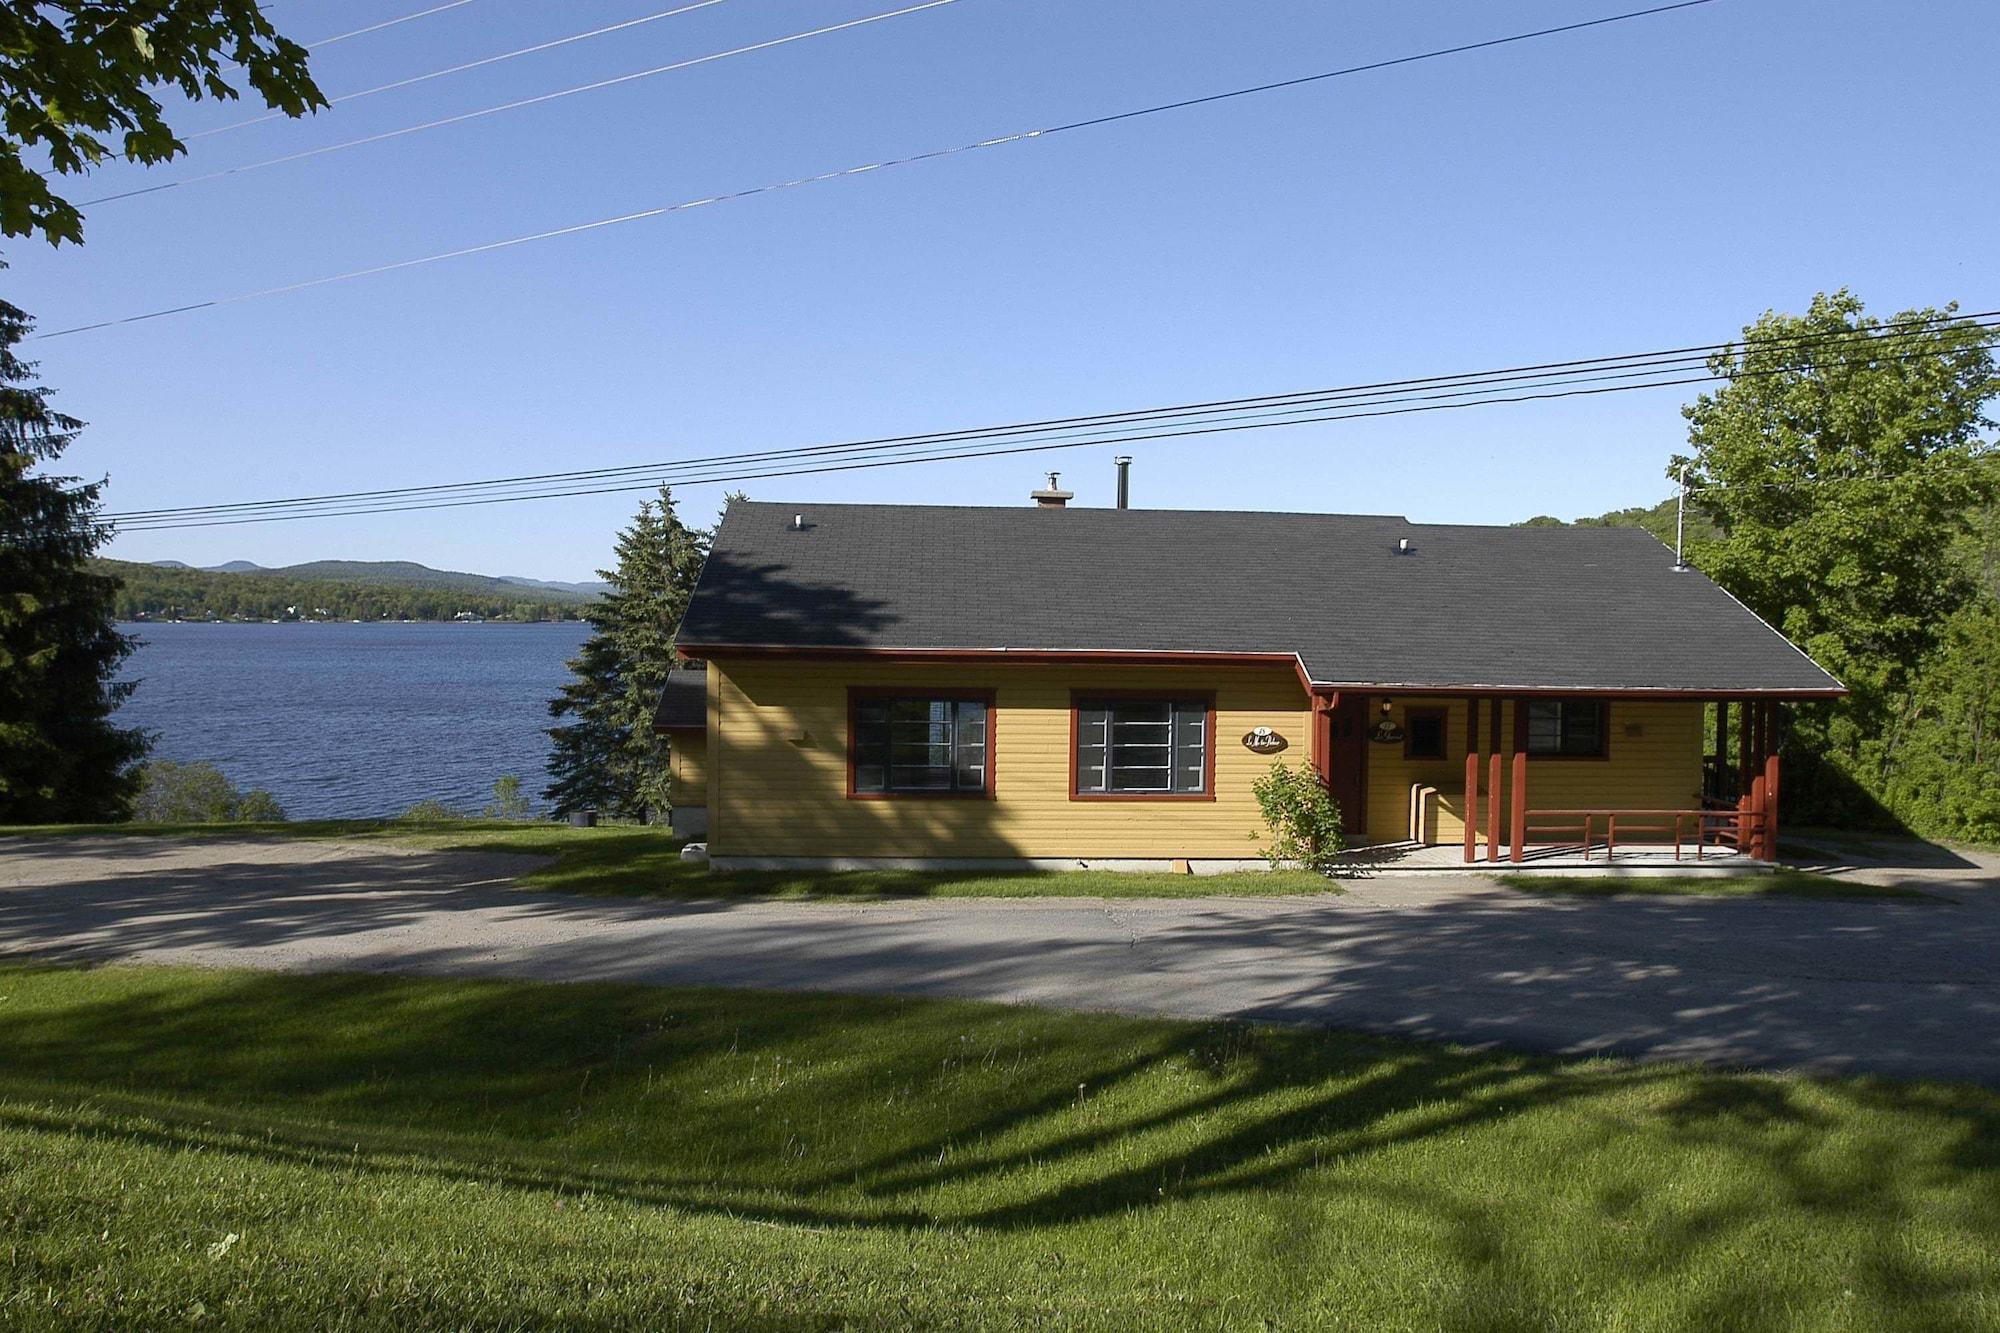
1748, 768, 1768, 861
1736, 698, 1755, 853
1486, 701, 1504, 862
1463, 697, 1480, 863
1763, 703, 1782, 862
1510, 698, 1528, 864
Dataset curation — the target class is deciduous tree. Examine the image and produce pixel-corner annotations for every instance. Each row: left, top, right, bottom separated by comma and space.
1671, 292, 1999, 827
1, 0, 323, 245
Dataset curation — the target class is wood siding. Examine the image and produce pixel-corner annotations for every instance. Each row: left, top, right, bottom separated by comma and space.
668, 730, 707, 810
706, 658, 1313, 858
1362, 696, 1705, 844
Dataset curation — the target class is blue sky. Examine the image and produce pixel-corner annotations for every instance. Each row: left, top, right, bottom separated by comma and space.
10, 0, 1997, 580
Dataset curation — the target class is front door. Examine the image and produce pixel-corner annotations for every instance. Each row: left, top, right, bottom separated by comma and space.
1323, 694, 1368, 835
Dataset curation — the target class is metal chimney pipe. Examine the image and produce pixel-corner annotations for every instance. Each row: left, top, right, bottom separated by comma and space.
1114, 455, 1132, 509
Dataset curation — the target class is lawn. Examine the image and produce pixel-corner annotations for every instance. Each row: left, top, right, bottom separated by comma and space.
1496, 868, 1940, 901
10, 819, 1342, 900
0, 965, 1993, 1329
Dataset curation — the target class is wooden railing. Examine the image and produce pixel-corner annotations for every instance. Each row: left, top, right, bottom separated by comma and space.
1522, 807, 1762, 862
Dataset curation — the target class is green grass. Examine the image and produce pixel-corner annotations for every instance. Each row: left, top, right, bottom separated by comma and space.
4, 819, 1341, 900
1497, 869, 1939, 900
0, 964, 1993, 1329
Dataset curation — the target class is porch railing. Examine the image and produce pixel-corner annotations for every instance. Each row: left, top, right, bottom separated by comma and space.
1522, 807, 1762, 862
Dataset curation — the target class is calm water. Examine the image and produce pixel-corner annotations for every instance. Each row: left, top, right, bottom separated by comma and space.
115, 621, 593, 819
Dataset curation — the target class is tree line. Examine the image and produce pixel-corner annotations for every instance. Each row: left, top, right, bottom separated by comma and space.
97, 558, 588, 624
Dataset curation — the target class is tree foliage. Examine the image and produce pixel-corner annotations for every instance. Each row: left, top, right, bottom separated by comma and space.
1671, 292, 2000, 838
482, 774, 532, 820
132, 758, 282, 822
545, 488, 707, 822
1518, 495, 1720, 548
1250, 761, 1345, 874
1, 0, 322, 245
0, 294, 148, 821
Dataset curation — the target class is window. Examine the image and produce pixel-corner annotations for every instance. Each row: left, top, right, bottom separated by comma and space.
1074, 697, 1210, 796
1404, 707, 1448, 760
1525, 699, 1608, 758
851, 695, 990, 796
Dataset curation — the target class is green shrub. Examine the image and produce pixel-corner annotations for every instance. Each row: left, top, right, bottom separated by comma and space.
1250, 761, 1345, 874
131, 760, 287, 824
482, 774, 533, 820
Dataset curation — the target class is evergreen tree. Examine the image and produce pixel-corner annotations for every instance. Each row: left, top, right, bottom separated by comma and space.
0, 296, 148, 821
545, 487, 707, 821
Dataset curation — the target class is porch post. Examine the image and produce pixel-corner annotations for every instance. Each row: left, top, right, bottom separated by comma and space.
1737, 700, 1753, 793
1486, 699, 1504, 862
1736, 699, 1755, 853
1749, 768, 1768, 862
1510, 698, 1528, 864
1764, 703, 1782, 862
1463, 697, 1480, 863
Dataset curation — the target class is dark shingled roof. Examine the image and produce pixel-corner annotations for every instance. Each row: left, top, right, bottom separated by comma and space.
676, 501, 1843, 694
651, 662, 707, 730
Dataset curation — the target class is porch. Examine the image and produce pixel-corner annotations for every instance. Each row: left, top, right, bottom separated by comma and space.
1314, 693, 1789, 867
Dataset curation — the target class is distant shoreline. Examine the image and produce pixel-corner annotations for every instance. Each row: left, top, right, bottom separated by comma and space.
118, 618, 587, 627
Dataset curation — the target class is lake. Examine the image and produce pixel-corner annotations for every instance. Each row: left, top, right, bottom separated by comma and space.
115, 621, 594, 819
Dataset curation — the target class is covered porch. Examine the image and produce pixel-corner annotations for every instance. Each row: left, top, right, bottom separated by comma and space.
1313, 692, 1791, 868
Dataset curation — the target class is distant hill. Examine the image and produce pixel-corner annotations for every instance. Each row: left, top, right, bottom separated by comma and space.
245, 559, 603, 601
96, 557, 596, 622
133, 558, 602, 603
500, 574, 613, 596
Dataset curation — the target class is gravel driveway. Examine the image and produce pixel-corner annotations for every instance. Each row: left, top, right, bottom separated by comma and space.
1, 834, 1995, 1083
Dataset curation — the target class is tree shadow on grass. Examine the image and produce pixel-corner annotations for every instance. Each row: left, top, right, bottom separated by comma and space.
0, 964, 1994, 1325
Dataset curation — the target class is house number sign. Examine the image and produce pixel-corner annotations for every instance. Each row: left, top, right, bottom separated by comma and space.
1241, 727, 1288, 754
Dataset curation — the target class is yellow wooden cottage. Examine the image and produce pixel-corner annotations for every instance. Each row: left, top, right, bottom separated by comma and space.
658, 493, 1841, 871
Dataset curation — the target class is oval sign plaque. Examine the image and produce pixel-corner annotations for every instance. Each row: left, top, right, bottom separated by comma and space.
1242, 726, 1288, 754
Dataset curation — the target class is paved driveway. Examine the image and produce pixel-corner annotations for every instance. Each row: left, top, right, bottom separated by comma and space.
1, 835, 1996, 1083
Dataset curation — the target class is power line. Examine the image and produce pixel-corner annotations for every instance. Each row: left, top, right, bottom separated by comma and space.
192, 0, 736, 140
105, 313, 1998, 522
39, 0, 1722, 341
302, 0, 488, 51
107, 317, 1997, 524
106, 316, 1998, 531
81, 0, 966, 208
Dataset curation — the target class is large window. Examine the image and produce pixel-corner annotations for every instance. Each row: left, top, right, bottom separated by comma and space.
851, 694, 991, 796
1525, 699, 1608, 758
1074, 697, 1211, 797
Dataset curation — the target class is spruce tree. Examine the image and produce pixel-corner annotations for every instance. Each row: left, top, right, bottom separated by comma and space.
0, 296, 148, 821
545, 487, 707, 821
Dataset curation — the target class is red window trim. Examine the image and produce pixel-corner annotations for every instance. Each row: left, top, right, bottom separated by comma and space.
1523, 698, 1612, 761
1069, 690, 1219, 803
845, 687, 998, 801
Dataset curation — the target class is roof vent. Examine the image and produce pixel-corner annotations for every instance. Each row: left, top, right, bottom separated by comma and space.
1030, 471, 1073, 509
1395, 537, 1414, 555
790, 513, 806, 531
